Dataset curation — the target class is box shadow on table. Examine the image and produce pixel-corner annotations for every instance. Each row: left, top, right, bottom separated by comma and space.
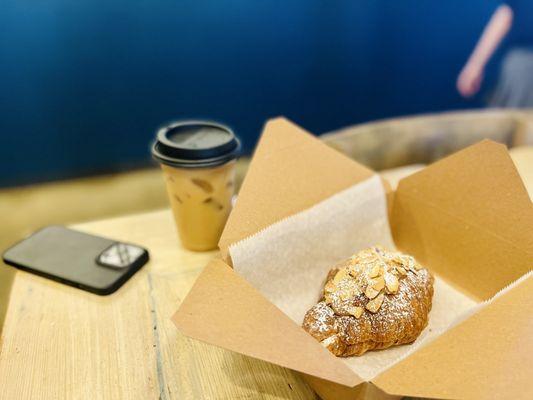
222, 352, 318, 399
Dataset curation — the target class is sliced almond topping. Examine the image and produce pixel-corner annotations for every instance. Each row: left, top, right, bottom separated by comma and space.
321, 335, 337, 348
347, 306, 364, 319
324, 280, 336, 294
391, 255, 404, 266
338, 288, 353, 301
409, 259, 421, 271
343, 279, 361, 298
371, 275, 385, 291
333, 268, 349, 285
347, 263, 360, 277
404, 257, 414, 270
384, 272, 399, 294
369, 264, 381, 278
364, 285, 380, 299
324, 293, 334, 305
365, 293, 385, 313
396, 266, 407, 276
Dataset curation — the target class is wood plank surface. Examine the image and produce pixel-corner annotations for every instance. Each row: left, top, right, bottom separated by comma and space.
0, 210, 316, 400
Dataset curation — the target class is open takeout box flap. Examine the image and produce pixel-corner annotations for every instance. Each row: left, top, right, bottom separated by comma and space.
175, 120, 533, 397
392, 139, 533, 301
372, 272, 533, 400
172, 258, 363, 387
219, 117, 374, 258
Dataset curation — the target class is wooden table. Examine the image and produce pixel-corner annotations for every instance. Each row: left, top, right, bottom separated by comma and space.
2, 147, 532, 400
0, 210, 316, 400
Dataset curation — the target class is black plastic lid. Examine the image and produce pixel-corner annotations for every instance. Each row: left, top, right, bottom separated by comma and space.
151, 121, 240, 168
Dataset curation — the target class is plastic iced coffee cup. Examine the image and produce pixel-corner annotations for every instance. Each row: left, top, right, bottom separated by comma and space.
152, 121, 240, 251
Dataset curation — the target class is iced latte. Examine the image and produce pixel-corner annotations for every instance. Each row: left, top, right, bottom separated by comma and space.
152, 121, 240, 251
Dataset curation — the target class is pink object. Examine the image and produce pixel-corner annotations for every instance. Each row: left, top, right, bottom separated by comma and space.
457, 5, 513, 98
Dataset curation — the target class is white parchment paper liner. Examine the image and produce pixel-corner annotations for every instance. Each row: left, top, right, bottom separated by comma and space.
229, 174, 478, 380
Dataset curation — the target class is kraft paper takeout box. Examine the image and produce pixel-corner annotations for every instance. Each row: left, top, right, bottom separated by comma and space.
173, 118, 533, 400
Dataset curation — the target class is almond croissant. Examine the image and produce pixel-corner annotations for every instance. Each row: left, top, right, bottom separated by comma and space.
303, 246, 434, 357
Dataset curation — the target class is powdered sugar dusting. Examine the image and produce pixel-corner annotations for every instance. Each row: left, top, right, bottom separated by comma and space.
303, 247, 434, 357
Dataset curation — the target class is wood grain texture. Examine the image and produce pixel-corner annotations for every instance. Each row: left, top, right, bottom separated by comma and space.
0, 210, 316, 400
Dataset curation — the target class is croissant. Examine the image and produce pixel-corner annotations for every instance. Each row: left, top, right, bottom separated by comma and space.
302, 246, 434, 357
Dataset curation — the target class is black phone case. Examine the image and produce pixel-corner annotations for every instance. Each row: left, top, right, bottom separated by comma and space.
2, 226, 149, 295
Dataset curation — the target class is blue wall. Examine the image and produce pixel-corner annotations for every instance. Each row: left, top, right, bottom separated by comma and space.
0, 1, 500, 186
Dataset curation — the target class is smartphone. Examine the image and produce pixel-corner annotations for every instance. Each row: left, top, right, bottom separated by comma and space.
2, 226, 149, 295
